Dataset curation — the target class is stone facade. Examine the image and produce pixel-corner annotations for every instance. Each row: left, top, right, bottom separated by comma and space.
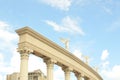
6, 69, 46, 80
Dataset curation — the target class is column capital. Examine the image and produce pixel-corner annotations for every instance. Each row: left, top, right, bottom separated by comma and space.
74, 72, 84, 80
17, 47, 33, 54
84, 76, 90, 80
44, 58, 57, 65
62, 67, 73, 72
44, 58, 57, 69
75, 72, 84, 78
17, 47, 33, 60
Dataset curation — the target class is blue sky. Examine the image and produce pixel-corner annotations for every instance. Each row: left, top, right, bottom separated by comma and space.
0, 0, 120, 80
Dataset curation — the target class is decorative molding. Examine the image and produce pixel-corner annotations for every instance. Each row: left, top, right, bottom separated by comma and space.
17, 47, 33, 54
17, 47, 33, 60
44, 58, 57, 68
75, 72, 84, 78
62, 67, 73, 72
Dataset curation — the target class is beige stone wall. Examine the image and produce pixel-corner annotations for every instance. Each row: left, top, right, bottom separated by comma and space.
6, 73, 20, 80
6, 70, 46, 80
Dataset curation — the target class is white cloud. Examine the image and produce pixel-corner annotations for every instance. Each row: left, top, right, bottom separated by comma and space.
101, 65, 120, 80
107, 19, 120, 32
46, 20, 63, 31
0, 21, 19, 80
102, 6, 112, 15
0, 75, 3, 80
0, 28, 18, 43
0, 53, 4, 65
101, 49, 109, 61
28, 54, 47, 75
54, 67, 64, 80
41, 0, 72, 11
74, 0, 92, 6
0, 21, 18, 45
101, 61, 109, 69
10, 49, 20, 72
100, 49, 120, 80
46, 16, 85, 35
73, 50, 83, 60
0, 21, 9, 30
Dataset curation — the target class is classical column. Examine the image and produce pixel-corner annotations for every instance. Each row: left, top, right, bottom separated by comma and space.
44, 59, 56, 80
75, 72, 83, 80
18, 47, 33, 80
62, 67, 72, 80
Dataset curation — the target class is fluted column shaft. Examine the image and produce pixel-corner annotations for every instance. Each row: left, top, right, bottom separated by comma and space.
44, 59, 56, 80
18, 47, 33, 80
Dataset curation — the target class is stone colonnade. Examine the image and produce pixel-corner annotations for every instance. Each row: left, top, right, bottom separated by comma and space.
18, 47, 91, 80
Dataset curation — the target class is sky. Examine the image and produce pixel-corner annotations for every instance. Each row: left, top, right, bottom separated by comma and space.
0, 0, 120, 80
